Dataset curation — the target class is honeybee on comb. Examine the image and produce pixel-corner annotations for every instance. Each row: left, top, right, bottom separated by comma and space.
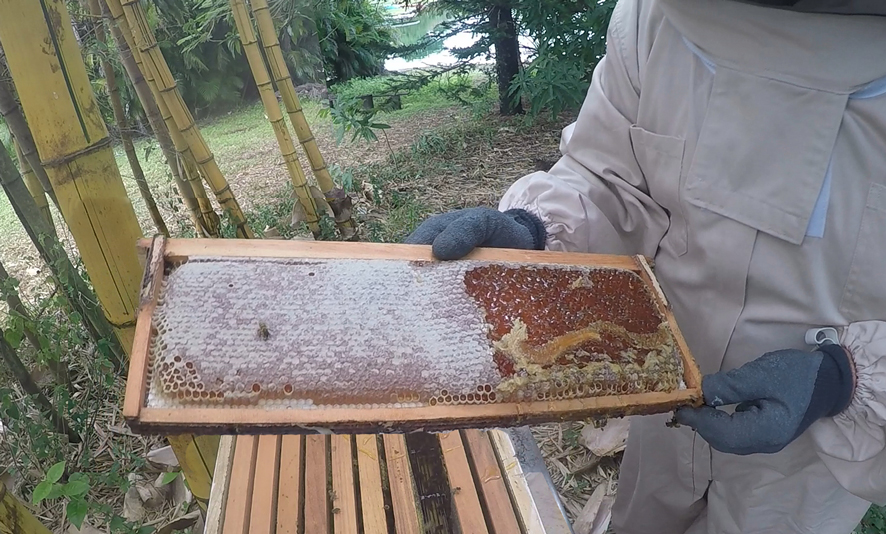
257, 321, 270, 341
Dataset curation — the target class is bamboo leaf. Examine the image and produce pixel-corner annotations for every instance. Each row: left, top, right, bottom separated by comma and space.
159, 471, 179, 486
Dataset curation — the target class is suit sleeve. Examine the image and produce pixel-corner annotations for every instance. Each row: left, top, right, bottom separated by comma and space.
498, 0, 670, 256
810, 320, 886, 505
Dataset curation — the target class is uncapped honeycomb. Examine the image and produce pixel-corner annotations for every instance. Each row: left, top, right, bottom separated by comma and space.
144, 257, 684, 411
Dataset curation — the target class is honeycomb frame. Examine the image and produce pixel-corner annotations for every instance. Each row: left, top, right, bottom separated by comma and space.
124, 237, 703, 435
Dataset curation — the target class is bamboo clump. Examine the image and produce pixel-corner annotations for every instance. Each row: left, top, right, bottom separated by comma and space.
101, 0, 218, 237
0, 0, 145, 350
230, 0, 321, 236
87, 0, 169, 238
0, 138, 127, 370
118, 0, 254, 238
250, 0, 357, 239
104, 2, 230, 506
107, 0, 234, 507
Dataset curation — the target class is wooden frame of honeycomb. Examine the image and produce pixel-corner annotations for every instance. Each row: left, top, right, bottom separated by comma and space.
124, 237, 702, 435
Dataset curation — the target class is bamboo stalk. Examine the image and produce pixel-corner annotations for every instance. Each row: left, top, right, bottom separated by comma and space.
0, 0, 145, 353
111, 0, 222, 238
177, 148, 220, 238
0, 329, 80, 443
0, 481, 54, 534
86, 0, 169, 238
100, 0, 178, 191
101, 0, 219, 238
12, 139, 55, 234
0, 59, 59, 210
103, 2, 222, 505
230, 0, 320, 236
0, 139, 128, 371
250, 0, 357, 239
0, 259, 73, 393
118, 0, 254, 238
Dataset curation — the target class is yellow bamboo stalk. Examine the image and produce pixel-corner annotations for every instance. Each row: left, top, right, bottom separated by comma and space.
12, 139, 54, 232
0, 0, 144, 349
250, 0, 357, 239
0, 481, 53, 534
103, 0, 220, 238
119, 0, 254, 238
230, 0, 320, 235
104, 0, 224, 502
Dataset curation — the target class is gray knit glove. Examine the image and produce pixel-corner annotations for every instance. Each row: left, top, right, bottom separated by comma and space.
404, 207, 547, 260
675, 344, 855, 455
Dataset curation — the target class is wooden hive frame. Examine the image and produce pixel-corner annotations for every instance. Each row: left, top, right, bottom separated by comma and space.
124, 237, 702, 435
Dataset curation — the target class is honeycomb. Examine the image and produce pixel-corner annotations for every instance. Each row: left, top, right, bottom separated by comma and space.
144, 257, 684, 411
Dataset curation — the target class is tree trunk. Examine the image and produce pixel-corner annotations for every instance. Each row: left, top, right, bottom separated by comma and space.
0, 260, 73, 394
0, 332, 80, 443
87, 0, 169, 237
0, 140, 127, 372
489, 3, 523, 116
0, 55, 60, 209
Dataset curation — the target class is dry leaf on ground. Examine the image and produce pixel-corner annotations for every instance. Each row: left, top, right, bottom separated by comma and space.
580, 417, 631, 458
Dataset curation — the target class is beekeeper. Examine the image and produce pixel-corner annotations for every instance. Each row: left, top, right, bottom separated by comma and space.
405, 0, 886, 532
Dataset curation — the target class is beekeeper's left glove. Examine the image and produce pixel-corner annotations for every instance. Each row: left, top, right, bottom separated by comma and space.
675, 344, 855, 455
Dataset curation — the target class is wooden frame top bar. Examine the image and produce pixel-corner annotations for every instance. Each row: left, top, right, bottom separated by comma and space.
141, 237, 645, 269
125, 237, 703, 435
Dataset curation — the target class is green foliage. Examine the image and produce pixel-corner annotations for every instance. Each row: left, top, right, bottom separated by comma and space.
856, 506, 886, 534
388, 0, 615, 120
321, 70, 494, 143
510, 0, 616, 119
159, 471, 180, 486
324, 0, 614, 131
31, 462, 91, 529
0, 256, 150, 533
71, 0, 396, 127
311, 0, 396, 84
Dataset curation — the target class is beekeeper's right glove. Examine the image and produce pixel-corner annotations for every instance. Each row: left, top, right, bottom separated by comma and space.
404, 207, 547, 260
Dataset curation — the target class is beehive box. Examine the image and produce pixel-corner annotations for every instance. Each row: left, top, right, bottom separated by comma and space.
124, 237, 702, 435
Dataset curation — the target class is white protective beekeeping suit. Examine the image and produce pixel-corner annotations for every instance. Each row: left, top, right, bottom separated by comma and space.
498, 0, 886, 532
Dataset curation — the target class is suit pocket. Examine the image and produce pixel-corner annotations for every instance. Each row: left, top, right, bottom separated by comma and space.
840, 182, 886, 321
629, 125, 688, 257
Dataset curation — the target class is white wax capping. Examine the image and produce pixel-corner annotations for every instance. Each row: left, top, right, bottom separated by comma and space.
147, 257, 501, 409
